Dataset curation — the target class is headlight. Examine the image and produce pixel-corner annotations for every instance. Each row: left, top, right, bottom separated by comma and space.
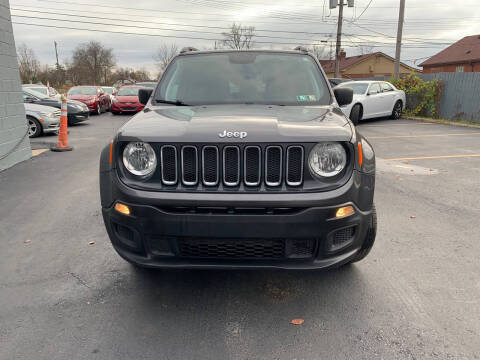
39, 111, 53, 118
308, 142, 347, 177
112, 98, 118, 103
122, 142, 157, 177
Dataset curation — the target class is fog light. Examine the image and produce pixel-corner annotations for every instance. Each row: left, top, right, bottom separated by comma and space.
336, 205, 355, 218
114, 202, 131, 215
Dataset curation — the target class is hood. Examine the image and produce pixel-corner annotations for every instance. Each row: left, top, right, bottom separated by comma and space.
118, 105, 352, 143
68, 94, 96, 101
116, 95, 139, 103
24, 103, 59, 112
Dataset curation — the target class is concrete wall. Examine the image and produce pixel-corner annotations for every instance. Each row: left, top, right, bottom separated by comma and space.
0, 0, 31, 171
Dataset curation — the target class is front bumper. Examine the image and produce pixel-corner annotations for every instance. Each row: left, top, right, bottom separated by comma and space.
40, 116, 60, 133
111, 102, 144, 113
101, 170, 375, 269
68, 111, 90, 124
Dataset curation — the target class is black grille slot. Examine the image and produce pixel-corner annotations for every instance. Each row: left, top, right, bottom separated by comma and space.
179, 238, 285, 259
286, 146, 304, 186
244, 146, 261, 186
202, 146, 219, 186
181, 146, 198, 185
265, 146, 282, 186
161, 145, 177, 185
223, 146, 240, 186
333, 227, 355, 247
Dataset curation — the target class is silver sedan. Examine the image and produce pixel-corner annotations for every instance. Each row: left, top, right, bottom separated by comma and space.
24, 103, 61, 138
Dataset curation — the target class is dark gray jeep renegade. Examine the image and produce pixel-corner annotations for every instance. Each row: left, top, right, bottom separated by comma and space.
99, 49, 376, 269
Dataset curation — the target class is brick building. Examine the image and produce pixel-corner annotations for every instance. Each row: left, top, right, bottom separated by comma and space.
421, 35, 480, 73
0, 0, 31, 171
319, 51, 417, 79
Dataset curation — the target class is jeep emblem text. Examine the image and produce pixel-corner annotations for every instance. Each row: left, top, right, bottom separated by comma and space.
218, 130, 248, 139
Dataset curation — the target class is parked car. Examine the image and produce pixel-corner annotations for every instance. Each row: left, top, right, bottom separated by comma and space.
24, 103, 60, 138
67, 86, 111, 115
102, 86, 117, 104
23, 88, 90, 125
111, 86, 145, 114
135, 81, 157, 89
100, 49, 377, 270
328, 78, 353, 87
23, 84, 61, 99
335, 81, 406, 125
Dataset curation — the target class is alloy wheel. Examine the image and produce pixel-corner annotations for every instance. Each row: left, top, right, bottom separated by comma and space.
28, 118, 37, 137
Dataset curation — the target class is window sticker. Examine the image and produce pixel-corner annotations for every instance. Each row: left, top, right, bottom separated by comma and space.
296, 95, 317, 102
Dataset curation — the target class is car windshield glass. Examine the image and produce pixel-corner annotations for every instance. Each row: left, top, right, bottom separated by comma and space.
25, 88, 48, 99
155, 52, 331, 106
68, 87, 97, 95
30, 87, 47, 95
118, 87, 140, 96
103, 87, 114, 94
339, 83, 369, 95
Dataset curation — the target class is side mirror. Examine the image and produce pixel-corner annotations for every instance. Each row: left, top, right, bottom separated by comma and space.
333, 87, 353, 107
139, 88, 153, 105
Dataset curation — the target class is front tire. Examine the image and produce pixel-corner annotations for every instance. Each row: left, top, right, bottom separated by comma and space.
349, 104, 362, 126
27, 116, 42, 138
96, 103, 101, 115
348, 205, 377, 264
391, 100, 402, 119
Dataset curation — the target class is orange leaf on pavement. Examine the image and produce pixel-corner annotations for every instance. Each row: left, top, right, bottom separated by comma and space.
290, 319, 304, 325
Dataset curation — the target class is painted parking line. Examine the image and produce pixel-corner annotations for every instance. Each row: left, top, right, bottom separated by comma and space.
360, 122, 436, 127
369, 132, 480, 139
384, 154, 480, 161
32, 149, 49, 157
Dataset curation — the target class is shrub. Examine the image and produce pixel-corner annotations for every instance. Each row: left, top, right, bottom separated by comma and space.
390, 74, 443, 118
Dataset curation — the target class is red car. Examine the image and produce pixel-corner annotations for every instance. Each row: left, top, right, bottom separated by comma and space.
111, 86, 145, 114
67, 86, 111, 115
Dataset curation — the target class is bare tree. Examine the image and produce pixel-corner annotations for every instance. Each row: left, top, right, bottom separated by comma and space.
358, 44, 374, 55
221, 23, 256, 50
153, 43, 179, 71
69, 41, 116, 85
17, 43, 40, 84
309, 45, 327, 60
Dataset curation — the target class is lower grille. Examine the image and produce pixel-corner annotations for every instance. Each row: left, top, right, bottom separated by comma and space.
179, 238, 285, 259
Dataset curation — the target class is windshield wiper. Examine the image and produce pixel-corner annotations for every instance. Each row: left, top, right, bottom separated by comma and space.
156, 99, 190, 106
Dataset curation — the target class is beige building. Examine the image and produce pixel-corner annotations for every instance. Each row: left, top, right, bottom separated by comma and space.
319, 51, 418, 79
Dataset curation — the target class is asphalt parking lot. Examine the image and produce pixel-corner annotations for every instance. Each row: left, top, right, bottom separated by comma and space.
1, 113, 479, 360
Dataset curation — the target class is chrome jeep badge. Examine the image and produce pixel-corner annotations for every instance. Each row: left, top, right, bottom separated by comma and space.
218, 130, 248, 139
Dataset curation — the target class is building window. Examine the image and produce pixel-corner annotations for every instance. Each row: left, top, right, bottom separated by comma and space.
456, 65, 464, 72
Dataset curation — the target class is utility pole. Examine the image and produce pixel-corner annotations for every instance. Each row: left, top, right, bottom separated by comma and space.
54, 41, 59, 69
334, 0, 344, 78
394, 0, 406, 79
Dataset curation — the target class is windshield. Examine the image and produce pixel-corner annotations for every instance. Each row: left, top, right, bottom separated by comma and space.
25, 88, 49, 99
118, 87, 140, 96
30, 87, 48, 95
103, 87, 114, 94
155, 52, 331, 106
68, 87, 97, 95
339, 82, 369, 95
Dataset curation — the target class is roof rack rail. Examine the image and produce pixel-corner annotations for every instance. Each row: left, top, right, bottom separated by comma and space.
293, 46, 309, 53
180, 47, 199, 54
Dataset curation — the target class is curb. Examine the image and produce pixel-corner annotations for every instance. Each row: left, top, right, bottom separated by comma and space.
403, 116, 480, 129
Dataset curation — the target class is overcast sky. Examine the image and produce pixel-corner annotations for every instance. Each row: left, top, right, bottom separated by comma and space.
9, 0, 480, 76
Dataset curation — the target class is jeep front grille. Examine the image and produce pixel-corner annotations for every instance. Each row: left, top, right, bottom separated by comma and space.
155, 144, 305, 188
